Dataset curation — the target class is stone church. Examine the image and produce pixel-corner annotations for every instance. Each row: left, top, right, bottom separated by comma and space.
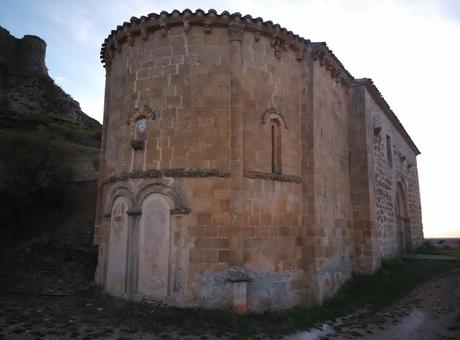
94, 9, 423, 312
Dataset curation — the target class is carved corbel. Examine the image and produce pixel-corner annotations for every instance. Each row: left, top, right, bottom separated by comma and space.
140, 27, 149, 41
160, 15, 167, 37
269, 33, 283, 60
254, 31, 261, 42
228, 22, 244, 42
296, 46, 306, 61
374, 126, 382, 135
274, 44, 282, 59
283, 40, 289, 51
204, 20, 212, 34
105, 47, 113, 66
183, 14, 191, 33
127, 32, 135, 46
113, 39, 121, 54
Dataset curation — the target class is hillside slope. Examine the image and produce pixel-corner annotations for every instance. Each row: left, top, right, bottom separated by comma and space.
0, 26, 101, 248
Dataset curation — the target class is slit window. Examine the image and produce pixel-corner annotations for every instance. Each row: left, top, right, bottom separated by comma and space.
271, 121, 282, 174
386, 134, 393, 167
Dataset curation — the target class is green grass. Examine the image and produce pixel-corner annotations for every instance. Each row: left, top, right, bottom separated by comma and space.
416, 241, 460, 258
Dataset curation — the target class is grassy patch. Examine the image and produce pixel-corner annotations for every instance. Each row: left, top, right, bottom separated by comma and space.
416, 241, 460, 257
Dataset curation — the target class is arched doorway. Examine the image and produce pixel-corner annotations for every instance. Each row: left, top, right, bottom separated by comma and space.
138, 193, 172, 299
395, 183, 411, 255
106, 196, 130, 294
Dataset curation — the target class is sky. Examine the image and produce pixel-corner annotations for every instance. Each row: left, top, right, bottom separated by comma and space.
1, 0, 459, 238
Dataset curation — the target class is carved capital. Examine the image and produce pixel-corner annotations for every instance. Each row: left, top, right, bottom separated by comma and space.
228, 22, 245, 42
130, 139, 145, 150
170, 207, 191, 215
127, 208, 142, 216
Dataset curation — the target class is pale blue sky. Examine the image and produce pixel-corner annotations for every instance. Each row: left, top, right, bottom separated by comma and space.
1, 0, 459, 238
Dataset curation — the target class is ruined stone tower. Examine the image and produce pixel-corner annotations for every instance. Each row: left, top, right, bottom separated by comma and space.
94, 9, 423, 312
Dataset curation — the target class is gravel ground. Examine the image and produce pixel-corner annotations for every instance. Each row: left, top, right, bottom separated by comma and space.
0, 229, 228, 340
287, 265, 460, 340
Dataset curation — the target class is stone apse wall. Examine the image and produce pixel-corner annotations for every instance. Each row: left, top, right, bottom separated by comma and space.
94, 10, 423, 312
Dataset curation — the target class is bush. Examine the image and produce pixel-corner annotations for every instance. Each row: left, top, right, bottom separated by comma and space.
0, 127, 75, 232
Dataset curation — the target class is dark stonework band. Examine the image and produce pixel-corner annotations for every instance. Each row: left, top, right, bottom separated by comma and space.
103, 168, 302, 185
244, 171, 302, 183
102, 168, 231, 185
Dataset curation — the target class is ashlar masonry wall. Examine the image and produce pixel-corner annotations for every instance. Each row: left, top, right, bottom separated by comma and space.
311, 60, 354, 301
95, 9, 424, 312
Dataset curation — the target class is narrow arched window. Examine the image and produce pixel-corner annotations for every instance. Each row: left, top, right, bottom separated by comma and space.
262, 107, 287, 175
271, 120, 282, 174
128, 105, 156, 172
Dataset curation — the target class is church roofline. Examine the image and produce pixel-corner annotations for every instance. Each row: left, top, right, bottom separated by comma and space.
100, 9, 311, 67
350, 78, 421, 155
100, 9, 420, 156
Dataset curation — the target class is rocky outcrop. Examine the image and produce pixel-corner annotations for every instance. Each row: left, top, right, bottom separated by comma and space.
0, 26, 102, 181
0, 26, 99, 129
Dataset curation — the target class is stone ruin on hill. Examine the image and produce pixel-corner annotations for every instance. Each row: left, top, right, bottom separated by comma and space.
0, 26, 99, 129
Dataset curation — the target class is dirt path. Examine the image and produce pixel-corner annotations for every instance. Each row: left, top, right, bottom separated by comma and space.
287, 265, 460, 340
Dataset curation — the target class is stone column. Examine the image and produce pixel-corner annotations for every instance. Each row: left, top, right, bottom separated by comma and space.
299, 46, 320, 303
228, 21, 245, 266
126, 209, 141, 296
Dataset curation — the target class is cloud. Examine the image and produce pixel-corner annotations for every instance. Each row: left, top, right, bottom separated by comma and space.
46, 3, 102, 48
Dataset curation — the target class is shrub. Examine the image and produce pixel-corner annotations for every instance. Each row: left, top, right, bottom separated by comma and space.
0, 127, 75, 230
